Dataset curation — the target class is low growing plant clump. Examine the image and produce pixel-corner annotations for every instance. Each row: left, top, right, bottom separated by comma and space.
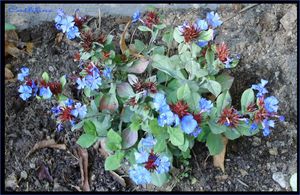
17, 8, 285, 187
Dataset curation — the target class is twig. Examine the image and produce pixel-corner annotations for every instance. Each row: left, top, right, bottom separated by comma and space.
236, 178, 249, 188
98, 8, 101, 29
223, 4, 259, 23
130, 27, 137, 45
191, 148, 200, 171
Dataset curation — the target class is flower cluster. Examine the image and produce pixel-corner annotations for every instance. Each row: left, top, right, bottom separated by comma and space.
132, 10, 160, 28
76, 62, 112, 91
17, 67, 63, 101
153, 93, 213, 137
248, 79, 284, 136
55, 9, 80, 40
51, 98, 87, 131
129, 135, 171, 185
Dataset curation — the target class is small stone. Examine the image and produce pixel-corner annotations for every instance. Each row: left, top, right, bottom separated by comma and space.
49, 66, 55, 72
252, 137, 261, 146
280, 6, 297, 31
239, 169, 248, 177
20, 171, 28, 180
5, 173, 18, 190
269, 148, 278, 155
290, 173, 297, 192
272, 172, 287, 188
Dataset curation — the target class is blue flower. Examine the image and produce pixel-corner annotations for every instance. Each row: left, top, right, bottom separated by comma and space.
132, 10, 141, 23
178, 21, 189, 33
196, 19, 208, 31
224, 57, 233, 68
18, 85, 32, 101
153, 92, 167, 111
264, 96, 279, 113
71, 102, 87, 119
249, 123, 258, 133
103, 67, 112, 79
158, 110, 176, 127
55, 9, 64, 24
39, 87, 52, 99
66, 26, 79, 39
140, 134, 157, 151
60, 16, 75, 33
51, 106, 62, 116
206, 11, 223, 28
64, 98, 74, 107
262, 119, 274, 136
129, 165, 151, 185
76, 77, 86, 89
190, 126, 202, 137
85, 70, 102, 90
181, 115, 198, 134
134, 150, 149, 164
56, 123, 64, 132
251, 79, 268, 98
30, 80, 38, 96
154, 156, 171, 174
197, 40, 208, 47
279, 115, 285, 122
199, 98, 213, 113
17, 67, 29, 81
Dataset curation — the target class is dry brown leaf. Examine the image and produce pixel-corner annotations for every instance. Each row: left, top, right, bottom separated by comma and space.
25, 42, 34, 56
120, 20, 131, 54
109, 171, 126, 187
5, 43, 22, 58
77, 147, 90, 191
5, 67, 14, 80
55, 32, 64, 45
25, 139, 66, 158
213, 136, 228, 172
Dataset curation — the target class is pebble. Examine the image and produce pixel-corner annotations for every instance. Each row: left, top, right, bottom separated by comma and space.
49, 66, 55, 72
269, 148, 278, 155
252, 137, 261, 146
20, 171, 28, 180
280, 5, 297, 31
272, 172, 287, 188
239, 169, 248, 177
290, 173, 297, 191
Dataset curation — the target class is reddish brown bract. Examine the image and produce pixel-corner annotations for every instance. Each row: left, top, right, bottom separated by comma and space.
144, 150, 158, 172
218, 107, 240, 128
49, 82, 62, 95
59, 107, 74, 122
170, 100, 189, 118
144, 11, 159, 28
216, 42, 230, 62
181, 24, 200, 43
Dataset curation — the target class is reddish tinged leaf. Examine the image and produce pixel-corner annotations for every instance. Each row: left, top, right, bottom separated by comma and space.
127, 58, 149, 74
213, 136, 228, 172
121, 128, 138, 149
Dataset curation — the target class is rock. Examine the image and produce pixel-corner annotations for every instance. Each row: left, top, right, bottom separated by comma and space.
269, 148, 278, 155
5, 173, 18, 190
20, 171, 28, 180
272, 172, 287, 188
239, 169, 248, 177
252, 137, 261, 146
280, 6, 297, 31
48, 66, 55, 72
290, 173, 297, 191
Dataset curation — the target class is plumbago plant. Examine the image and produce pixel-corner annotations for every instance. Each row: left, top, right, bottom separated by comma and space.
17, 8, 285, 187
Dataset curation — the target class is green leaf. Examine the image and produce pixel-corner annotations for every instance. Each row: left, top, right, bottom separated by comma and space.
149, 119, 169, 139
177, 83, 191, 101
92, 115, 111, 136
90, 100, 98, 112
216, 73, 234, 92
205, 48, 214, 68
151, 54, 185, 80
208, 120, 227, 134
41, 72, 49, 83
162, 29, 174, 46
134, 39, 145, 53
185, 60, 208, 79
173, 27, 184, 43
71, 120, 84, 131
81, 52, 92, 60
105, 34, 114, 45
204, 80, 222, 97
138, 25, 152, 32
84, 87, 91, 97
197, 125, 210, 142
76, 134, 98, 148
116, 82, 134, 98
178, 43, 189, 54
58, 94, 68, 102
83, 120, 97, 136
206, 133, 224, 155
168, 127, 184, 146
191, 42, 202, 58
237, 123, 259, 136
5, 23, 16, 31
199, 29, 213, 41
241, 88, 255, 114
152, 46, 165, 55
121, 107, 134, 123
59, 75, 67, 88
106, 129, 122, 151
178, 136, 189, 152
216, 90, 232, 115
151, 173, 169, 187
104, 151, 125, 170
224, 128, 241, 140
187, 92, 200, 111
154, 24, 166, 30
154, 137, 166, 153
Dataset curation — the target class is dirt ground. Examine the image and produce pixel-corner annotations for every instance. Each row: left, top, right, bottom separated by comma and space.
4, 4, 297, 192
